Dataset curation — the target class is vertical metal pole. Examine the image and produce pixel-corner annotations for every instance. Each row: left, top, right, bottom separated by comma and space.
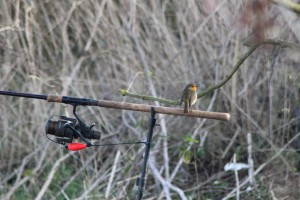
136, 107, 156, 200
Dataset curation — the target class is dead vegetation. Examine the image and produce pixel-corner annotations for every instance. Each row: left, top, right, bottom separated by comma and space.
0, 0, 300, 199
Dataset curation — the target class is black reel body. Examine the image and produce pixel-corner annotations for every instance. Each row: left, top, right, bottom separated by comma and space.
46, 116, 74, 143
45, 105, 101, 150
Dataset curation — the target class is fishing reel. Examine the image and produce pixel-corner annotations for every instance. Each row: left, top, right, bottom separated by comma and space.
45, 105, 101, 151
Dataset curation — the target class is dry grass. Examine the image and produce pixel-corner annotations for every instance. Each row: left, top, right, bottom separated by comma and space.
0, 0, 300, 199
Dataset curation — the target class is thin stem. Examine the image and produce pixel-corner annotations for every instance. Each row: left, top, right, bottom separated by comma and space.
120, 39, 300, 104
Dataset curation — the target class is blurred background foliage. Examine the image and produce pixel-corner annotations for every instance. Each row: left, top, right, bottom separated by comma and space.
0, 0, 300, 199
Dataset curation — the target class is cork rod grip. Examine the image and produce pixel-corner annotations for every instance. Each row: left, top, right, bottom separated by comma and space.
47, 95, 63, 103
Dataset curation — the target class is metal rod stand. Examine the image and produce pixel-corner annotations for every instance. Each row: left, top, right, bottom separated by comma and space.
136, 107, 156, 200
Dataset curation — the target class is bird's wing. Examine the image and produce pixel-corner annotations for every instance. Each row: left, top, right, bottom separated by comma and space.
180, 95, 183, 106
184, 100, 189, 113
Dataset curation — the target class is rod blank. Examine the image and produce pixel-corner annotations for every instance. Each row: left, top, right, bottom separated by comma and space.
0, 91, 230, 121
47, 94, 230, 121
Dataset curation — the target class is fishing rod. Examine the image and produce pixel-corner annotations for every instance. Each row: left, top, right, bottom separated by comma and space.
0, 90, 157, 200
0, 90, 105, 150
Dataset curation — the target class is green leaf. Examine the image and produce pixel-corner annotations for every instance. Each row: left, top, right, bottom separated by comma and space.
144, 70, 153, 77
183, 150, 192, 164
119, 89, 127, 96
179, 147, 192, 164
23, 169, 33, 177
197, 148, 205, 159
183, 135, 199, 144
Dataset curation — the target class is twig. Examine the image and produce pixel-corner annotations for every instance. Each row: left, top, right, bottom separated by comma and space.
158, 70, 219, 199
222, 131, 300, 200
119, 89, 178, 105
54, 153, 97, 199
149, 157, 187, 200
35, 153, 71, 200
222, 90, 292, 170
3, 143, 50, 200
61, 0, 106, 95
76, 152, 119, 200
120, 39, 300, 104
273, 0, 300, 13
105, 150, 121, 198
247, 132, 254, 186
3, 151, 37, 200
233, 154, 240, 200
198, 42, 257, 98
128, 26, 171, 199
222, 128, 241, 159
268, 47, 281, 140
244, 38, 300, 49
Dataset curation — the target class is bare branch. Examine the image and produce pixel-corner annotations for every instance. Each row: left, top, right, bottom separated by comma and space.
35, 153, 71, 200
120, 39, 300, 104
273, 0, 300, 13
119, 89, 178, 105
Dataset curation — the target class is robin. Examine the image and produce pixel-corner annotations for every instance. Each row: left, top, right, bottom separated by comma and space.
180, 83, 198, 113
